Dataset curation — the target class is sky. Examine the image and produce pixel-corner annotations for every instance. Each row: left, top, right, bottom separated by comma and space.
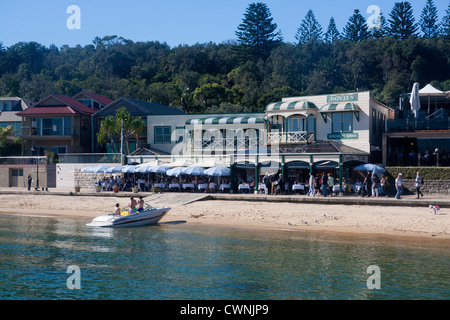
0, 0, 448, 48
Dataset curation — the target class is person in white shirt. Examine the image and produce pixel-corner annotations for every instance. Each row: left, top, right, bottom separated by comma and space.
395, 173, 404, 199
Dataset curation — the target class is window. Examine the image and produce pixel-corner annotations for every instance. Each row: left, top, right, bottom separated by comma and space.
154, 126, 171, 144
51, 146, 67, 154
12, 169, 23, 177
32, 118, 72, 136
287, 116, 305, 132
332, 112, 353, 133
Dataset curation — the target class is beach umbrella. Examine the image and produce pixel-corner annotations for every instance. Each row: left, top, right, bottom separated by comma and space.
150, 165, 169, 174
204, 166, 230, 177
166, 167, 187, 177
135, 165, 154, 173
81, 166, 95, 172
184, 166, 205, 176
122, 165, 137, 173
88, 165, 111, 173
104, 166, 123, 173
410, 83, 421, 119
354, 163, 386, 177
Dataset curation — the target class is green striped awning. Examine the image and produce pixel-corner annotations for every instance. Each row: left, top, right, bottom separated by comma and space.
185, 116, 266, 126
266, 101, 317, 112
320, 102, 360, 112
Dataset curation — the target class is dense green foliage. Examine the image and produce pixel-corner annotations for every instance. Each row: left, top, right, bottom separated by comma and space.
385, 167, 450, 180
0, 1, 449, 113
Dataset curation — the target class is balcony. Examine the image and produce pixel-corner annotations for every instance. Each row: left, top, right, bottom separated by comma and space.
385, 118, 450, 131
22, 126, 80, 139
267, 131, 314, 144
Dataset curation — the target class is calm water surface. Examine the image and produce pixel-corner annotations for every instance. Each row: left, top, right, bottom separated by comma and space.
0, 214, 449, 300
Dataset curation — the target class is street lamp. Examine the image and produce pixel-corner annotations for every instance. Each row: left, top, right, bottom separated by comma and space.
31, 142, 39, 191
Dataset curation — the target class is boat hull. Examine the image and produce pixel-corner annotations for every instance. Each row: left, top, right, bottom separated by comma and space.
86, 207, 170, 228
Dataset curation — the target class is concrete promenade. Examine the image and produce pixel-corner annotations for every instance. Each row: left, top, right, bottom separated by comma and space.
1, 187, 449, 209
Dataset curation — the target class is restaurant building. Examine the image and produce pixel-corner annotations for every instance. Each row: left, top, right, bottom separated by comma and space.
132, 91, 393, 192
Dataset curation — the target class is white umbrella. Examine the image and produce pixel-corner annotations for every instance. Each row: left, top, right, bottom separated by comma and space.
104, 166, 123, 173
184, 166, 205, 176
410, 82, 420, 119
166, 167, 187, 177
122, 165, 137, 173
88, 165, 111, 173
150, 165, 169, 173
135, 165, 154, 173
81, 166, 95, 172
204, 166, 230, 177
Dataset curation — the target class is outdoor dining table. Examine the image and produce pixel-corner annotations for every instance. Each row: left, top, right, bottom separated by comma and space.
153, 183, 167, 189
169, 183, 180, 190
292, 184, 304, 191
219, 184, 230, 191
198, 183, 207, 190
238, 184, 250, 193
258, 183, 267, 193
182, 183, 195, 190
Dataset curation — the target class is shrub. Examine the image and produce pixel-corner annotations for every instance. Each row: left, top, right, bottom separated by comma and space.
385, 167, 450, 180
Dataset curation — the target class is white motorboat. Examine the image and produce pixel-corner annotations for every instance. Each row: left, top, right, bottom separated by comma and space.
86, 205, 171, 228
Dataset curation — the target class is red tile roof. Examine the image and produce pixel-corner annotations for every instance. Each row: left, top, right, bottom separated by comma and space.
77, 91, 114, 106
16, 94, 98, 116
16, 106, 79, 116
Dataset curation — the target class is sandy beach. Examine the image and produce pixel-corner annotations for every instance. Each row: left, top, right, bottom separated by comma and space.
0, 193, 449, 239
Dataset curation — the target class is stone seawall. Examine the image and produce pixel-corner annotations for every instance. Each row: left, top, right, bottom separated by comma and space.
403, 179, 450, 195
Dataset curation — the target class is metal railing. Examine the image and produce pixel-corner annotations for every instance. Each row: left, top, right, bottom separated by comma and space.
58, 153, 121, 164
386, 118, 450, 131
267, 131, 313, 144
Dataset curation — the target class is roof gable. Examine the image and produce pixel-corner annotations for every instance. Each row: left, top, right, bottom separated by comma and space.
73, 91, 114, 106
16, 94, 97, 116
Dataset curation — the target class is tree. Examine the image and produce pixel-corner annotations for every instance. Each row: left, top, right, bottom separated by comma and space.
420, 0, 440, 38
388, 2, 418, 40
324, 17, 341, 43
441, 3, 450, 39
343, 9, 371, 42
295, 9, 323, 44
0, 126, 15, 147
371, 11, 388, 39
235, 2, 282, 60
97, 116, 118, 153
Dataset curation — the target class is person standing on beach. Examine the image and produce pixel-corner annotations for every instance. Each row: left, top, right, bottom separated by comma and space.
364, 171, 372, 197
395, 173, 404, 199
415, 172, 424, 198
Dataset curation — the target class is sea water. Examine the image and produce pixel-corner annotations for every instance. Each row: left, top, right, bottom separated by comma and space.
0, 214, 448, 300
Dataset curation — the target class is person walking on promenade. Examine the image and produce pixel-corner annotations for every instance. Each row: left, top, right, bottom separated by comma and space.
415, 172, 424, 199
321, 172, 328, 197
379, 174, 387, 197
371, 173, 380, 198
395, 173, 404, 199
27, 174, 32, 191
307, 173, 314, 196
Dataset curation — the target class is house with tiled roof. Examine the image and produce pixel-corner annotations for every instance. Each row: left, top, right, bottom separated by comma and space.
0, 97, 32, 137
17, 92, 112, 156
91, 97, 186, 153
73, 91, 114, 109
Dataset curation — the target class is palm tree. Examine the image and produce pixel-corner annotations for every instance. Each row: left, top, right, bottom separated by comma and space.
97, 116, 118, 153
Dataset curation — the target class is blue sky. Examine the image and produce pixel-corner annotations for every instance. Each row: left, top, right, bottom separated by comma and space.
1, 0, 448, 48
